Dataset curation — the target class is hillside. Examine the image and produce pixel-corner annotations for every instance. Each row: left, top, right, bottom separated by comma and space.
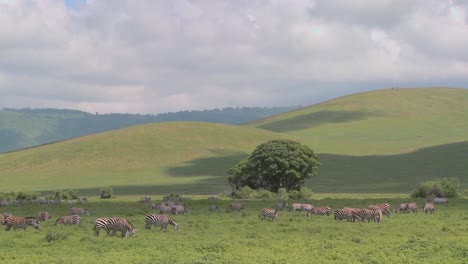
0, 106, 299, 153
1, 87, 467, 195
247, 87, 468, 156
0, 122, 293, 194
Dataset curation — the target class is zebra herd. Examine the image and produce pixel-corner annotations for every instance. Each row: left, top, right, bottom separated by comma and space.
0, 197, 445, 238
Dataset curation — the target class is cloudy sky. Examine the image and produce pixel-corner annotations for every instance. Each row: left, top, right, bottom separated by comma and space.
1, 0, 467, 114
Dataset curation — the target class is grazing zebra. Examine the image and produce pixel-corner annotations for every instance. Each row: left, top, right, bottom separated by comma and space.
159, 205, 173, 214
306, 206, 332, 217
77, 197, 88, 204
69, 207, 90, 216
55, 215, 81, 226
423, 202, 435, 214
35, 211, 51, 222
334, 209, 355, 222
225, 203, 244, 213
274, 201, 289, 211
289, 203, 303, 212
431, 197, 448, 204
300, 203, 314, 212
145, 214, 180, 231
352, 209, 382, 223
259, 208, 278, 221
4, 216, 40, 231
395, 203, 409, 214
368, 203, 391, 218
171, 205, 190, 215
94, 217, 136, 238
208, 205, 219, 212
407, 202, 418, 213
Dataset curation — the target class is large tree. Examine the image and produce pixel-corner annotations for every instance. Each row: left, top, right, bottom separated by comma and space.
227, 139, 320, 192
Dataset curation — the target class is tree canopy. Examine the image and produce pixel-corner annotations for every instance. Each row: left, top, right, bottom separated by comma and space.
227, 139, 320, 192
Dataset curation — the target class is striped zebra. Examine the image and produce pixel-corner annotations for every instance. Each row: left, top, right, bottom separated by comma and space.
225, 203, 244, 213
334, 208, 355, 222
395, 203, 409, 214
5, 216, 40, 231
368, 203, 391, 218
145, 214, 180, 231
35, 211, 51, 222
301, 203, 314, 212
94, 217, 136, 238
159, 205, 173, 214
55, 215, 81, 226
289, 203, 303, 212
306, 206, 332, 217
171, 205, 190, 215
352, 209, 382, 223
423, 202, 435, 214
407, 202, 418, 213
259, 208, 278, 221
69, 207, 90, 216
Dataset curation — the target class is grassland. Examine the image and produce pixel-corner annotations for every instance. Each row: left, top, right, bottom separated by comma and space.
1, 197, 467, 263
0, 87, 467, 195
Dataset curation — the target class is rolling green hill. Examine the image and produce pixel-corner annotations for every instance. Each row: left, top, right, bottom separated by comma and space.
247, 87, 468, 156
0, 122, 293, 194
1, 87, 467, 195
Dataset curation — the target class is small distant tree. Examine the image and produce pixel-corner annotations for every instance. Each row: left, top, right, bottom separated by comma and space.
411, 177, 459, 198
227, 139, 320, 192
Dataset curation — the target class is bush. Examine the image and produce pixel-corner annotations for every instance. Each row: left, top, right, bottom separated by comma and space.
45, 232, 69, 243
0, 192, 17, 200
411, 177, 459, 198
288, 187, 314, 200
99, 187, 113, 199
16, 191, 38, 200
277, 188, 289, 201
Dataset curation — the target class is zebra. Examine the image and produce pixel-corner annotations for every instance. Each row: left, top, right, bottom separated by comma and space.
55, 215, 81, 226
423, 202, 435, 214
5, 216, 40, 231
407, 202, 418, 213
289, 203, 303, 212
300, 203, 314, 212
69, 207, 90, 216
225, 203, 244, 213
334, 208, 356, 222
274, 201, 289, 211
368, 203, 391, 218
352, 209, 382, 223
77, 197, 88, 204
35, 211, 51, 222
431, 198, 448, 204
94, 217, 136, 238
395, 203, 409, 214
145, 214, 180, 231
259, 208, 278, 221
208, 205, 219, 212
171, 205, 190, 215
306, 206, 332, 217
140, 196, 151, 203
159, 205, 173, 214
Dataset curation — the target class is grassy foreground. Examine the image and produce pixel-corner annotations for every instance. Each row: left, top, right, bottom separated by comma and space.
0, 197, 467, 263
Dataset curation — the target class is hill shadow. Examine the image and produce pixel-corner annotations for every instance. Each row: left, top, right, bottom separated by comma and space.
309, 141, 468, 193
165, 152, 248, 177
257, 110, 381, 132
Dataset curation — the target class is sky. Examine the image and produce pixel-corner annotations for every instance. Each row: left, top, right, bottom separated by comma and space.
0, 0, 467, 114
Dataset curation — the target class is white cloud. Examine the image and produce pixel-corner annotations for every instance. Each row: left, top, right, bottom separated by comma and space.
0, 0, 467, 114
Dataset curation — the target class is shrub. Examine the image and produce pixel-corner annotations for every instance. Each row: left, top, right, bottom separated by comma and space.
16, 191, 38, 200
45, 232, 69, 243
411, 177, 459, 198
99, 187, 113, 199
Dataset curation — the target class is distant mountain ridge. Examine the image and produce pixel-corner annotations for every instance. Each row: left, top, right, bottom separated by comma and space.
0, 106, 300, 153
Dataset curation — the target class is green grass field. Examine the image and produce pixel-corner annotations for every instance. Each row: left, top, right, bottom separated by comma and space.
0, 197, 467, 263
0, 87, 467, 195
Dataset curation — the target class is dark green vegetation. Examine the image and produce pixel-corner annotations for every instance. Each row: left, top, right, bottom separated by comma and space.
0, 106, 298, 153
228, 139, 320, 192
1, 197, 467, 263
0, 87, 467, 194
